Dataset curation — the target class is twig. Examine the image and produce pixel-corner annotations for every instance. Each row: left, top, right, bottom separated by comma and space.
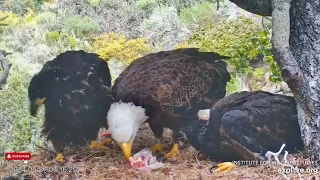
283, 151, 303, 180
216, 0, 220, 10
34, 143, 48, 151
84, 152, 98, 161
0, 15, 9, 22
169, 172, 174, 180
265, 144, 304, 180
0, 51, 11, 87
195, 154, 200, 165
265, 143, 285, 162
197, 171, 203, 180
265, 144, 289, 179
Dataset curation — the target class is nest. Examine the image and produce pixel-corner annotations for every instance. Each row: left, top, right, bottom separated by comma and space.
0, 124, 318, 180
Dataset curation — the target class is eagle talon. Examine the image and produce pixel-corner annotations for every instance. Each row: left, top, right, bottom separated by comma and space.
151, 143, 166, 154
55, 153, 65, 164
102, 138, 113, 144
90, 140, 110, 150
164, 143, 179, 159
210, 162, 237, 174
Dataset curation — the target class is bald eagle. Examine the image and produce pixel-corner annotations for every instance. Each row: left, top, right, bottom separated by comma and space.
181, 90, 304, 173
107, 48, 231, 161
28, 50, 114, 163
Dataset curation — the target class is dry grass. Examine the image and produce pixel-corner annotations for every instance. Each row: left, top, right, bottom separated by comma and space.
0, 124, 318, 180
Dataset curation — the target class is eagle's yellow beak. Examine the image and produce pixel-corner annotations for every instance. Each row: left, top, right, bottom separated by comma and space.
30, 97, 46, 117
119, 142, 133, 161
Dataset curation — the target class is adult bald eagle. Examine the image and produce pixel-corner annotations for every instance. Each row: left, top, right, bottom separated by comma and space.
181, 90, 304, 173
28, 50, 114, 163
107, 48, 231, 161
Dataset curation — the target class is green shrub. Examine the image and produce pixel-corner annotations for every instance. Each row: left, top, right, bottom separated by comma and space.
180, 1, 217, 29
156, 0, 205, 10
176, 16, 265, 93
64, 16, 100, 37
5, 0, 43, 15
88, 0, 101, 7
45, 31, 60, 43
226, 74, 240, 95
36, 11, 60, 31
43, 30, 91, 55
92, 32, 151, 65
250, 30, 281, 83
0, 11, 22, 32
139, 6, 191, 50
176, 16, 260, 73
0, 61, 44, 155
36, 12, 56, 24
56, 0, 146, 38
137, 0, 157, 14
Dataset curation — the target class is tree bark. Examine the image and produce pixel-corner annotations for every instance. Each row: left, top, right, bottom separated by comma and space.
288, 0, 320, 168
227, 0, 320, 168
0, 51, 11, 88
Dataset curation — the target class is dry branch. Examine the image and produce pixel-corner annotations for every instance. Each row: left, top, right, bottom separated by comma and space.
265, 144, 303, 180
0, 50, 11, 87
0, 15, 9, 26
0, 15, 11, 88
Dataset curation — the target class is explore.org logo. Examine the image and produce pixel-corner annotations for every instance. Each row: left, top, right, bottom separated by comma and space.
4, 152, 32, 164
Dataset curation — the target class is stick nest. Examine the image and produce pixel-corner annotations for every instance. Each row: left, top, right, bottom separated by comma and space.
0, 124, 318, 180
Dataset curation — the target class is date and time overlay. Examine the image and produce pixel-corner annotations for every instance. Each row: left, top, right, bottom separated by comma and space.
4, 152, 78, 174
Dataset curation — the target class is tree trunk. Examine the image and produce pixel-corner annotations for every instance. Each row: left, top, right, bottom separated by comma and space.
227, 0, 320, 168
289, 0, 320, 168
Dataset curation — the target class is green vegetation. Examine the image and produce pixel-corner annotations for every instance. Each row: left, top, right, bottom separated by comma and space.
0, 0, 281, 161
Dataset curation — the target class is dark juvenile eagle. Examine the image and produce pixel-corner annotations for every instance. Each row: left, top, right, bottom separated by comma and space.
107, 48, 231, 161
181, 90, 304, 173
28, 50, 114, 163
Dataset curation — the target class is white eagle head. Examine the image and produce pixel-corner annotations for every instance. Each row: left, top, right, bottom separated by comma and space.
107, 102, 149, 161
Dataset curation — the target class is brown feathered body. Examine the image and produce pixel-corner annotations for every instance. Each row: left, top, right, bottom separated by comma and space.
110, 48, 231, 141
182, 90, 304, 162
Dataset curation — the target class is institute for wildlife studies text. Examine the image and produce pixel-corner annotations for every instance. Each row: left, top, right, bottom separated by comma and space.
232, 160, 315, 166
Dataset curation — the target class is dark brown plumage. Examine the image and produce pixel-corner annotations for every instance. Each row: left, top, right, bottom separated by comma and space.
107, 48, 231, 161
181, 90, 304, 173
113, 48, 230, 115
28, 50, 113, 163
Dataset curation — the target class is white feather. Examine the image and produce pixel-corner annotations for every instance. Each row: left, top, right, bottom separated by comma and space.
198, 109, 210, 121
107, 102, 149, 143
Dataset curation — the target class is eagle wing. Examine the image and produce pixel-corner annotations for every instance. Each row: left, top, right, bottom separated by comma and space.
40, 51, 113, 144
212, 91, 303, 155
42, 50, 111, 88
186, 91, 303, 162
45, 81, 112, 141
112, 48, 231, 117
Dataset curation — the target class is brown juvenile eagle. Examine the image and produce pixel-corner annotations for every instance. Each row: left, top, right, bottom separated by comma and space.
28, 50, 114, 163
181, 90, 304, 173
107, 48, 231, 162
